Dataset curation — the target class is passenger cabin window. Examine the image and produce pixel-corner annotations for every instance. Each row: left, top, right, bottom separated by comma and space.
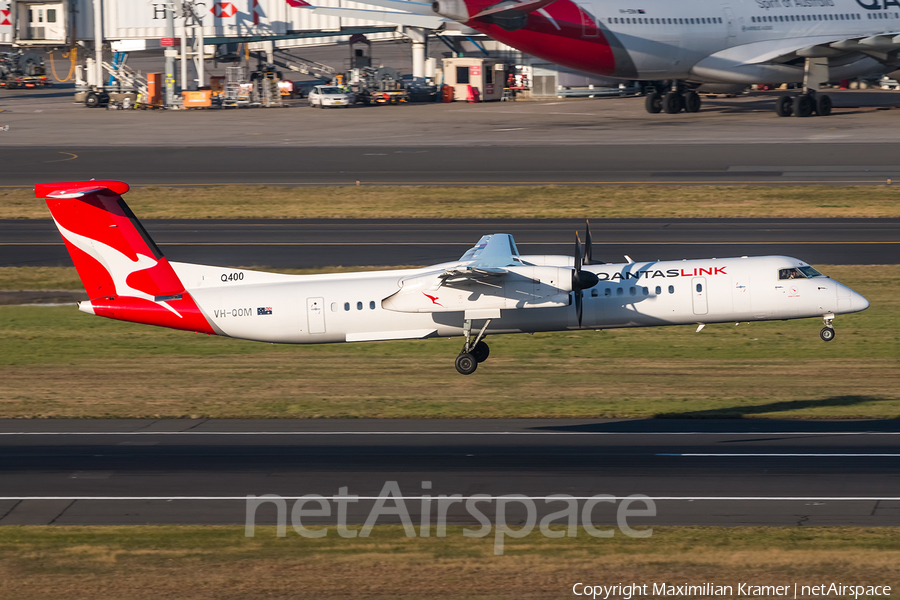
344, 302, 350, 311
642, 287, 649, 295
655, 286, 662, 295
630, 286, 636, 296
591, 289, 598, 297
668, 285, 674, 294
696, 283, 703, 293
331, 302, 338, 312
357, 301, 363, 310
616, 288, 624, 296
369, 301, 376, 310
605, 288, 611, 296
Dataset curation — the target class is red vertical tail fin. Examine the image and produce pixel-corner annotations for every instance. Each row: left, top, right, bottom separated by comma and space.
36, 181, 216, 334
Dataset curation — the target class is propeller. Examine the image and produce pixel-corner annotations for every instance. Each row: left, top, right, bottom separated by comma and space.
572, 232, 600, 327
584, 219, 594, 265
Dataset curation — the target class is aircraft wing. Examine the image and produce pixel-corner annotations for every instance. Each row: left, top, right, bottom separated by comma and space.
710, 32, 900, 66
457, 233, 521, 267
382, 233, 574, 313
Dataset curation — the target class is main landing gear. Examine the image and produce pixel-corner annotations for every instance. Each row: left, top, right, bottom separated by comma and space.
777, 57, 834, 118
776, 91, 833, 118
820, 313, 836, 342
645, 82, 701, 114
456, 318, 491, 375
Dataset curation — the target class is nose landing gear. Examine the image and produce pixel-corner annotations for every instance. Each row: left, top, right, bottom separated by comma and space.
820, 313, 835, 342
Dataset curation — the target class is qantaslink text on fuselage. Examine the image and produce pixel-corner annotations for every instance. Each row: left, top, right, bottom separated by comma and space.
595, 267, 727, 281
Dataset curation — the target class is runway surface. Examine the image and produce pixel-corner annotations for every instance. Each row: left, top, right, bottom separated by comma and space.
4, 144, 900, 185
3, 87, 900, 148
2, 419, 900, 527
3, 218, 897, 268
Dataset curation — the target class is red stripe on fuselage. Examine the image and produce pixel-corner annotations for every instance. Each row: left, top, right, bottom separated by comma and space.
90, 293, 217, 335
466, 0, 617, 77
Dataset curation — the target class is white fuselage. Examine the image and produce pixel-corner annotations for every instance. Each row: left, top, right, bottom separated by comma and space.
594, 0, 897, 82
167, 255, 868, 345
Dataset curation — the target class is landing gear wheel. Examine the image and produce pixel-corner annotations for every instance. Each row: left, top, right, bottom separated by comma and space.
816, 94, 833, 116
684, 90, 701, 113
645, 92, 662, 113
793, 94, 814, 118
820, 327, 835, 342
455, 353, 478, 375
775, 96, 793, 117
471, 341, 490, 363
663, 91, 683, 114
85, 91, 100, 108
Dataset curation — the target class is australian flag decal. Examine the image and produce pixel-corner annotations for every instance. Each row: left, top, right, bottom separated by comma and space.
257, 307, 273, 315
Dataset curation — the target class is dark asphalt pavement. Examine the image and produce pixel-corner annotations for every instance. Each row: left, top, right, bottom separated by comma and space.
2, 419, 900, 527
3, 218, 898, 268
3, 145, 900, 185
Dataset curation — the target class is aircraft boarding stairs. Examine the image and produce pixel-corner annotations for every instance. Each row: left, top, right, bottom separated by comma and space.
269, 50, 336, 81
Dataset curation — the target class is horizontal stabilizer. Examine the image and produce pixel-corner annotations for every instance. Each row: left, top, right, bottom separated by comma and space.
318, 0, 438, 16
35, 180, 131, 199
471, 0, 558, 19
309, 7, 445, 28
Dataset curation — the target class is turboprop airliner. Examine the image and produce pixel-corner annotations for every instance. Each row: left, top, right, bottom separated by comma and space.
38, 180, 869, 375
317, 0, 900, 116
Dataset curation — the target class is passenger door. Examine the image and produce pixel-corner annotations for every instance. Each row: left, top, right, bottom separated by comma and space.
692, 277, 708, 315
307, 297, 326, 334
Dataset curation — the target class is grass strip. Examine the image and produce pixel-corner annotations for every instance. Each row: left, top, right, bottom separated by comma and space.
1, 525, 899, 600
0, 265, 896, 419
4, 185, 900, 219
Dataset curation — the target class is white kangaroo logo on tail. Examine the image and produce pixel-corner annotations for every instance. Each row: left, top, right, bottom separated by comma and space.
54, 220, 183, 318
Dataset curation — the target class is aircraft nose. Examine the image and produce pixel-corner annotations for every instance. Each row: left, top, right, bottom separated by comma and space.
851, 289, 870, 312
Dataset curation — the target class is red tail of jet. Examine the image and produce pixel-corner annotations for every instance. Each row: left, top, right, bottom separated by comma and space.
36, 181, 216, 334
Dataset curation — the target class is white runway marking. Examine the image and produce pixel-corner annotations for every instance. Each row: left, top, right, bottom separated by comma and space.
1, 496, 898, 501
0, 431, 898, 436
659, 453, 900, 457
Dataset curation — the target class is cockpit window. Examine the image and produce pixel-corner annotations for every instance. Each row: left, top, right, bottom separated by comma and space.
779, 266, 824, 280
798, 266, 824, 278
779, 268, 806, 280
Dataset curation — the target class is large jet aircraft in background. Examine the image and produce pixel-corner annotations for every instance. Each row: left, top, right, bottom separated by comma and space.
38, 180, 868, 374
343, 0, 900, 116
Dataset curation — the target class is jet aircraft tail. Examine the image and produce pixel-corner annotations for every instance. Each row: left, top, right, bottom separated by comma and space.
35, 180, 216, 334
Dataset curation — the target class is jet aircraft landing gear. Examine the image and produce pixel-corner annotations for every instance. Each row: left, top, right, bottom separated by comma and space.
775, 90, 833, 118
820, 313, 836, 342
644, 82, 701, 114
456, 318, 492, 375
775, 57, 833, 118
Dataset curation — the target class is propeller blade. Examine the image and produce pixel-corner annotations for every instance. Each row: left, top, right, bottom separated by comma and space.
574, 288, 583, 326
574, 232, 583, 272
585, 220, 594, 265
